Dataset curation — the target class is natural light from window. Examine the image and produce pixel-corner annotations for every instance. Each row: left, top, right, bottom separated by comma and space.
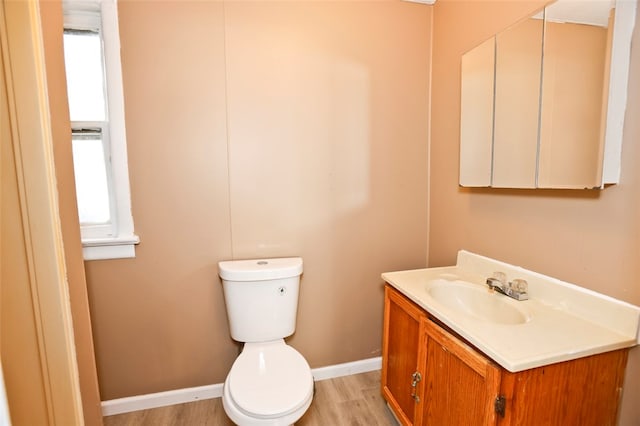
63, 0, 138, 259
71, 132, 111, 224
63, 31, 105, 121
63, 30, 112, 226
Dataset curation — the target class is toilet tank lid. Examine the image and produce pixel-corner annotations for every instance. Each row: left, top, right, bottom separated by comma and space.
218, 257, 303, 281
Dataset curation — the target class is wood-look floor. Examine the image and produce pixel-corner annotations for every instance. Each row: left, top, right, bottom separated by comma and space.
103, 370, 398, 426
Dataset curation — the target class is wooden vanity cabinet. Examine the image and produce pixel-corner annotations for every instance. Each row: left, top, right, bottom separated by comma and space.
382, 283, 423, 425
420, 318, 501, 425
382, 285, 630, 426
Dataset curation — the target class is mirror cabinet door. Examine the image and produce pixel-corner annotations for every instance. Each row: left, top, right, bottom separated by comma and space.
493, 17, 543, 188
538, 2, 612, 188
460, 38, 494, 187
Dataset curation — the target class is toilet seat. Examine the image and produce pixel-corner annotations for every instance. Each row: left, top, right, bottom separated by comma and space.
227, 340, 313, 419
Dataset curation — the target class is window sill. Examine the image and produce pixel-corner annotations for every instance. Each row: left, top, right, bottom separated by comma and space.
82, 235, 140, 261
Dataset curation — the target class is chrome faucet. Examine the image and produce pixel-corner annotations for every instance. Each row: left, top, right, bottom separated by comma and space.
486, 272, 529, 301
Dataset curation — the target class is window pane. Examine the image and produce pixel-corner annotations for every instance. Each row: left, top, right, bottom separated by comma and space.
63, 31, 106, 121
72, 133, 111, 225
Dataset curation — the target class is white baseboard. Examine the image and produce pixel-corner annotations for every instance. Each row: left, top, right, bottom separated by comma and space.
310, 356, 381, 381
101, 356, 382, 416
101, 383, 224, 416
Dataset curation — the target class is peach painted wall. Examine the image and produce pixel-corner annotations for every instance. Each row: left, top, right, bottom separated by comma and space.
430, 1, 640, 424
84, 0, 431, 400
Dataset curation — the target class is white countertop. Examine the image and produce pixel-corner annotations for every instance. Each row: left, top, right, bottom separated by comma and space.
382, 251, 640, 372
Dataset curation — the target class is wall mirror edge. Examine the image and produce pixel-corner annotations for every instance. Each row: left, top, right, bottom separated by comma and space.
601, 0, 637, 185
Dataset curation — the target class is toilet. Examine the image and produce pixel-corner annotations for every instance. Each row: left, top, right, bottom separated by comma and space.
218, 257, 314, 426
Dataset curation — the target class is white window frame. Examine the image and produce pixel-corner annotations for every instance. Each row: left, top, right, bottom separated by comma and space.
63, 0, 138, 260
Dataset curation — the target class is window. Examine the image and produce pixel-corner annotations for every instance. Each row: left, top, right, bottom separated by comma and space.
62, 0, 138, 260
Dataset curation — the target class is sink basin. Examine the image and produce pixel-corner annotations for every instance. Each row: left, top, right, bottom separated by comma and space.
427, 280, 530, 325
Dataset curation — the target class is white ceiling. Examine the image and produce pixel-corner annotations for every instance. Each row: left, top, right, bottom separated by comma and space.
542, 0, 615, 27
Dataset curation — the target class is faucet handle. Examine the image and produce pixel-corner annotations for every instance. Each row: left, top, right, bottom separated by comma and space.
491, 271, 507, 283
486, 271, 506, 292
506, 279, 529, 300
491, 271, 507, 284
510, 278, 528, 293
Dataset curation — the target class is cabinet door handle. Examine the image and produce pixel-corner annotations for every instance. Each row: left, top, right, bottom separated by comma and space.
410, 371, 422, 403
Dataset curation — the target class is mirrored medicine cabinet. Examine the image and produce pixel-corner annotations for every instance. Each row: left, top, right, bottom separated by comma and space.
459, 0, 637, 189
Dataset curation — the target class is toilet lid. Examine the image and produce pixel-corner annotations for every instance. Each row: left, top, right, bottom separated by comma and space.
228, 342, 313, 419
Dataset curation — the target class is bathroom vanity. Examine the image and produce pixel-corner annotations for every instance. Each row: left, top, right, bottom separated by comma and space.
381, 251, 640, 426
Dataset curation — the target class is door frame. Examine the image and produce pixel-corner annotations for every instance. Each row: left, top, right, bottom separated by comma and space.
1, 0, 84, 423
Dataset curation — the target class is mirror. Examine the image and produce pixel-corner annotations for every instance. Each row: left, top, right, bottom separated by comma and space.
460, 0, 637, 189
493, 15, 543, 188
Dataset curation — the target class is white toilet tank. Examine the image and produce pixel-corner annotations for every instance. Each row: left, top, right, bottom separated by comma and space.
218, 257, 303, 343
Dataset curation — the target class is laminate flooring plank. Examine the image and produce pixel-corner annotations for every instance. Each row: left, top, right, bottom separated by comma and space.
104, 371, 397, 426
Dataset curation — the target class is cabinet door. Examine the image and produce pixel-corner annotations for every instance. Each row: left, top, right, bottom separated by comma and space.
421, 318, 501, 426
382, 286, 425, 426
501, 349, 629, 425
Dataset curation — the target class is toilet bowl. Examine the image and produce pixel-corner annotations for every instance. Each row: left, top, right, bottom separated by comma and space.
218, 257, 313, 425
222, 340, 314, 426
